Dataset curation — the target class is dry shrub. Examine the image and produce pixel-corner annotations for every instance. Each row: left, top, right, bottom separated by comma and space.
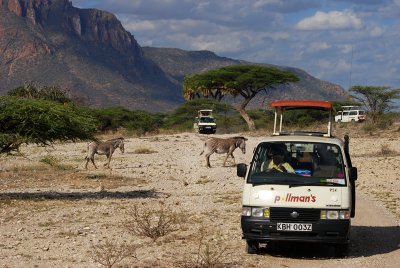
378, 144, 398, 156
124, 202, 182, 241
90, 239, 138, 268
40, 155, 72, 170
196, 176, 213, 185
175, 229, 239, 268
133, 146, 157, 154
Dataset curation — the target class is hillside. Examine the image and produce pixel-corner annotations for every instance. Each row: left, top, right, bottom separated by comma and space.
0, 0, 347, 111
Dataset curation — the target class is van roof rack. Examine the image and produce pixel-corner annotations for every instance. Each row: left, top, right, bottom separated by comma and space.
270, 100, 335, 137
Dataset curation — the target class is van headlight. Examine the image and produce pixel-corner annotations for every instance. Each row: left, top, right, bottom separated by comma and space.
242, 206, 270, 218
320, 210, 350, 220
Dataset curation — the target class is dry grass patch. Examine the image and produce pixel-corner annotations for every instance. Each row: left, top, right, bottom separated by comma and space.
0, 160, 148, 190
214, 192, 242, 205
133, 146, 157, 154
40, 155, 74, 170
377, 144, 399, 156
353, 143, 400, 158
370, 190, 399, 217
196, 176, 213, 185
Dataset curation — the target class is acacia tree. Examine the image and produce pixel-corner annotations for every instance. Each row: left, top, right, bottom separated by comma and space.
183, 65, 299, 131
349, 86, 400, 122
0, 96, 97, 154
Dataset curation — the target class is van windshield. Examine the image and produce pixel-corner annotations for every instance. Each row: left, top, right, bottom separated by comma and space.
199, 117, 215, 123
248, 142, 346, 187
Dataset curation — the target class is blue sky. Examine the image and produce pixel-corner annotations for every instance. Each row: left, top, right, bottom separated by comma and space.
72, 0, 400, 91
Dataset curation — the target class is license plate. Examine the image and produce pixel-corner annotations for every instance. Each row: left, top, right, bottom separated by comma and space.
277, 223, 312, 231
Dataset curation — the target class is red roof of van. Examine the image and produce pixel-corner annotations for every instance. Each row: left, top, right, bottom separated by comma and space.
270, 100, 333, 110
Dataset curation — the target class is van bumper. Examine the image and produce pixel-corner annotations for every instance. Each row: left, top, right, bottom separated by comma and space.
241, 217, 350, 244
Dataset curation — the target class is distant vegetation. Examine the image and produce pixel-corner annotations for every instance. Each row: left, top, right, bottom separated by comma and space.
1, 82, 399, 155
0, 96, 97, 154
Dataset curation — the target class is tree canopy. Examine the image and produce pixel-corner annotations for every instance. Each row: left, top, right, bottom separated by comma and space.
350, 86, 400, 121
0, 96, 97, 154
182, 64, 299, 131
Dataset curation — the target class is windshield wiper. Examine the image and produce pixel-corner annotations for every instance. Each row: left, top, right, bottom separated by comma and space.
289, 180, 345, 188
289, 182, 320, 188
251, 179, 302, 186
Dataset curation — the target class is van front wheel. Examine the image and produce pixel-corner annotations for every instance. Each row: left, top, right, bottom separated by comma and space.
246, 240, 259, 254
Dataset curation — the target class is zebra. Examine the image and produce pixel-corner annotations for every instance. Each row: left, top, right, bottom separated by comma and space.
200, 136, 248, 168
85, 137, 125, 169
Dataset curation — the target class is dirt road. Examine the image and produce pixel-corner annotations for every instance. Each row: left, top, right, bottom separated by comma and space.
0, 132, 399, 267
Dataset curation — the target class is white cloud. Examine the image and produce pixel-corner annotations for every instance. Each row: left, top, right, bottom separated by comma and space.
71, 0, 400, 89
338, 44, 353, 54
369, 26, 384, 37
122, 20, 156, 32
309, 42, 331, 51
295, 10, 363, 30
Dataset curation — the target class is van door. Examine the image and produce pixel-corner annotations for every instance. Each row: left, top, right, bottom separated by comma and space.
348, 111, 358, 122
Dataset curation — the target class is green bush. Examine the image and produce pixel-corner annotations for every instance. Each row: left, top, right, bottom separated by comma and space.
0, 96, 97, 153
281, 109, 330, 127
88, 107, 164, 134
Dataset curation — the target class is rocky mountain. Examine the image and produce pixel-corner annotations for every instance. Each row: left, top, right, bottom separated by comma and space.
0, 0, 348, 112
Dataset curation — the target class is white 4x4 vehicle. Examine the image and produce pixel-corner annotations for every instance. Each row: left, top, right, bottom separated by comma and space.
335, 109, 366, 123
237, 100, 357, 257
194, 109, 217, 134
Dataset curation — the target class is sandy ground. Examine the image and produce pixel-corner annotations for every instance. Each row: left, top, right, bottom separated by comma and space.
0, 125, 399, 267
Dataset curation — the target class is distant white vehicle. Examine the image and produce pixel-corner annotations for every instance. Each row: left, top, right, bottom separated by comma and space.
194, 109, 217, 134
335, 110, 366, 123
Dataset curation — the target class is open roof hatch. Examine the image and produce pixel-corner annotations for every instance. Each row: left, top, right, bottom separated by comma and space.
270, 100, 335, 137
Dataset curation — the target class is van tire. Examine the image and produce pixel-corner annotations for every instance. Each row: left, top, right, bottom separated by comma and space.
246, 240, 259, 254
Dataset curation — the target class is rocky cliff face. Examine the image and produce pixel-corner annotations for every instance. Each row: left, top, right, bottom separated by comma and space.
0, 0, 179, 110
0, 0, 51, 25
0, 0, 142, 66
0, 0, 347, 111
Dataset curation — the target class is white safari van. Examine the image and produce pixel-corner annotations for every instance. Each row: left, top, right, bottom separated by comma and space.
237, 100, 357, 257
335, 110, 366, 123
193, 109, 217, 134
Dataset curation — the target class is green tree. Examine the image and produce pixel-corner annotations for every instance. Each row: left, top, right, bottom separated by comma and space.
183, 65, 299, 131
164, 99, 232, 131
89, 107, 164, 134
349, 86, 400, 122
0, 96, 97, 154
8, 81, 72, 104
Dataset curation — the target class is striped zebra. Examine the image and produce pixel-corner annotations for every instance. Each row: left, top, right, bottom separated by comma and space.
200, 136, 247, 167
85, 137, 125, 169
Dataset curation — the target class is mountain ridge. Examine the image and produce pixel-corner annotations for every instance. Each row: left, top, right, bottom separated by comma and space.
0, 0, 348, 111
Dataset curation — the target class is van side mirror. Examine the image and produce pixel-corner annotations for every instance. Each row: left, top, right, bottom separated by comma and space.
349, 167, 357, 181
237, 163, 247, 178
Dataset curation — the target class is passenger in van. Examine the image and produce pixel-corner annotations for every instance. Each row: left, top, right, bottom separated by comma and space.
266, 145, 295, 173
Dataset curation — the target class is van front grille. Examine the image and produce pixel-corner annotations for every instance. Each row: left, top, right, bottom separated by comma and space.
270, 208, 320, 222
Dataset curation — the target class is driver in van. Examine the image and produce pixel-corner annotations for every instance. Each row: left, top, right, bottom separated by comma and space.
266, 144, 295, 173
